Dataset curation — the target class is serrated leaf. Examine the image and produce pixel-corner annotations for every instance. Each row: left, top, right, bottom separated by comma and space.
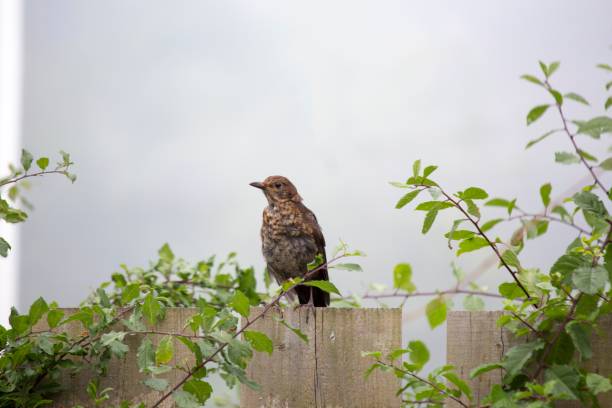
526, 105, 549, 125
499, 282, 524, 299
121, 283, 140, 304
395, 190, 420, 209
564, 92, 589, 105
408, 340, 429, 369
574, 191, 607, 217
244, 330, 273, 355
503, 340, 545, 380
46, 308, 64, 328
425, 297, 447, 329
539, 183, 551, 207
470, 362, 502, 379
565, 321, 592, 360
572, 265, 607, 294
586, 373, 612, 394
183, 379, 212, 404
393, 263, 415, 293
555, 151, 580, 164
229, 290, 251, 317
20, 149, 33, 171
544, 365, 579, 400
576, 116, 612, 138
35, 157, 49, 170
137, 337, 155, 373
155, 336, 174, 365
143, 378, 168, 392
173, 390, 201, 408
142, 293, 161, 325
158, 243, 174, 262
28, 297, 48, 326
501, 250, 520, 269
464, 199, 480, 219
302, 280, 341, 296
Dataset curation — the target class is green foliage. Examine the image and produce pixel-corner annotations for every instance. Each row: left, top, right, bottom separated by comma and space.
0, 150, 76, 258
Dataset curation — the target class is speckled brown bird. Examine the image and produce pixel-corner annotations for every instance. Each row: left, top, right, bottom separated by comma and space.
250, 176, 330, 307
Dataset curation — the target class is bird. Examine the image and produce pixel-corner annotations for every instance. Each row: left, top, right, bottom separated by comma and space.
250, 175, 330, 307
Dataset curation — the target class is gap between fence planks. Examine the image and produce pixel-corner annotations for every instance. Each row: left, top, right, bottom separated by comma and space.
241, 307, 402, 408
447, 311, 612, 407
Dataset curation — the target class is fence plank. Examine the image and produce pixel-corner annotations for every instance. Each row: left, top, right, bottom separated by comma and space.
241, 307, 402, 408
447, 311, 612, 407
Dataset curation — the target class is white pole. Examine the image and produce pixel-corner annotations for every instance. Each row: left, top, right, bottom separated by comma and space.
0, 0, 23, 325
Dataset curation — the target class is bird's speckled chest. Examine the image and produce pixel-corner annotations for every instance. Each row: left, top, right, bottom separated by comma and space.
260, 202, 317, 277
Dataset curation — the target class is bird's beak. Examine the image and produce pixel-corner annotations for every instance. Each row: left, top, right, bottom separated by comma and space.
249, 181, 265, 190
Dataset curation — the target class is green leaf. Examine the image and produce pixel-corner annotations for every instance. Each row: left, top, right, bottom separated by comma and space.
555, 151, 580, 164
183, 379, 212, 404
244, 330, 273, 355
425, 297, 447, 329
564, 92, 589, 105
278, 319, 308, 343
333, 263, 362, 272
9, 307, 30, 335
608, 80, 612, 91
578, 149, 598, 162
573, 191, 607, 218
143, 378, 168, 392
423, 165, 438, 178
158, 243, 174, 262
35, 157, 49, 170
606, 96, 612, 111
20, 149, 33, 171
481, 218, 503, 232
121, 283, 140, 304
547, 61, 560, 77
412, 159, 421, 177
520, 74, 543, 86
539, 183, 551, 207
463, 295, 484, 311
586, 373, 612, 394
599, 157, 612, 170
525, 129, 559, 149
393, 263, 415, 293
464, 199, 480, 219
576, 116, 612, 138
155, 336, 174, 365
597, 63, 612, 72
501, 250, 520, 269
101, 331, 129, 357
229, 290, 251, 317
173, 390, 201, 408
443, 372, 473, 401
142, 293, 162, 325
544, 365, 580, 400
485, 198, 512, 208
470, 362, 502, 379
572, 265, 607, 294
503, 340, 545, 380
415, 201, 454, 211
408, 340, 430, 369
0, 237, 10, 257
46, 308, 64, 328
549, 89, 563, 105
445, 230, 475, 240
565, 321, 592, 360
421, 209, 438, 234
457, 237, 488, 256
459, 187, 488, 200
28, 297, 49, 326
395, 190, 420, 209
526, 105, 549, 125
137, 337, 155, 373
302, 280, 341, 296
499, 282, 524, 300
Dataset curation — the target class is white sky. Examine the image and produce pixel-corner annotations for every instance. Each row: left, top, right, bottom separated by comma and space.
5, 0, 612, 379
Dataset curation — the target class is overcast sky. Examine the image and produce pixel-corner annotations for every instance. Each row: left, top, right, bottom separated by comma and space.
6, 0, 612, 385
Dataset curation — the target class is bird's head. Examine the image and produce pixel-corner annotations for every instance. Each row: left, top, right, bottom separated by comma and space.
250, 175, 302, 204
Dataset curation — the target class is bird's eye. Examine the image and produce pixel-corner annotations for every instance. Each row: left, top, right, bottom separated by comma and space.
274, 183, 282, 188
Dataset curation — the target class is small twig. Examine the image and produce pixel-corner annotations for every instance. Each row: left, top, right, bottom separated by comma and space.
510, 312, 542, 337
507, 213, 590, 236
0, 169, 69, 187
544, 79, 607, 193
377, 361, 469, 408
363, 289, 503, 300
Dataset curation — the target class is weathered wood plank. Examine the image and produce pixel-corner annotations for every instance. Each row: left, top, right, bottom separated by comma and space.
241, 307, 402, 408
447, 311, 612, 407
